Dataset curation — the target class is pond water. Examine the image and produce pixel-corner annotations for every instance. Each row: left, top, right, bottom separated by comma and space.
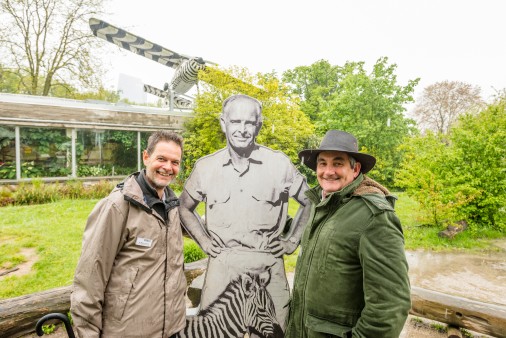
406, 240, 506, 305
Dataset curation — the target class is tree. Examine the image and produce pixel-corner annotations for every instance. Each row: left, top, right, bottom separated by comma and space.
397, 96, 506, 230
0, 64, 23, 93
282, 60, 339, 122
448, 97, 506, 228
284, 57, 419, 186
395, 132, 468, 226
73, 86, 121, 102
412, 81, 485, 134
0, 0, 105, 96
182, 67, 315, 180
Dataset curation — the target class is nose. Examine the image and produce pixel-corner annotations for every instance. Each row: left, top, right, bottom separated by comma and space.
323, 164, 336, 176
162, 162, 174, 173
239, 122, 248, 134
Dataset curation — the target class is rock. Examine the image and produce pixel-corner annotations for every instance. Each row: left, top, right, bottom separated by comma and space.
438, 220, 468, 239
187, 273, 205, 308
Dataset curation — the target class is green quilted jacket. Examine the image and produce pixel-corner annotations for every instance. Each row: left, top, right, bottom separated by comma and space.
285, 174, 411, 338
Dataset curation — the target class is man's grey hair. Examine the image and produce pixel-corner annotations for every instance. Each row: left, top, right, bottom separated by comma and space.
146, 130, 183, 155
221, 94, 263, 123
349, 155, 357, 170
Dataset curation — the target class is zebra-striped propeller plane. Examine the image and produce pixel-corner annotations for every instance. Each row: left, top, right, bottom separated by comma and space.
89, 18, 218, 109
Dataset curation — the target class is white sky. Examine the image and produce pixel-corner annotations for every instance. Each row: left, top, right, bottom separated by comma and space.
100, 0, 506, 107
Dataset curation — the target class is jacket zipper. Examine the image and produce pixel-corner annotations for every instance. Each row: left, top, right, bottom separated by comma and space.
162, 222, 168, 337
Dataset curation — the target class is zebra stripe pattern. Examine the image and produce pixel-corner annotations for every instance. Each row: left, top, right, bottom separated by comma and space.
143, 84, 193, 108
170, 58, 206, 95
89, 18, 186, 69
176, 271, 283, 338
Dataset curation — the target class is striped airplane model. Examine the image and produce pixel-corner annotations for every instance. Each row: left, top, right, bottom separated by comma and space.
89, 18, 217, 109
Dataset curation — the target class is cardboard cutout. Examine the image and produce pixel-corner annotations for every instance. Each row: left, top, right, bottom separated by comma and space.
179, 95, 310, 338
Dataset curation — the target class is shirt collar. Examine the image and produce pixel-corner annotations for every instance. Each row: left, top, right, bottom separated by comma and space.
220, 144, 263, 167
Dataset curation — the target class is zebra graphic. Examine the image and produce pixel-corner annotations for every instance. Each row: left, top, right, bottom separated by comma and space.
176, 270, 283, 338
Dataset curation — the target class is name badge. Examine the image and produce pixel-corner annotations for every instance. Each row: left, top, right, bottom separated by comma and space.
136, 237, 153, 247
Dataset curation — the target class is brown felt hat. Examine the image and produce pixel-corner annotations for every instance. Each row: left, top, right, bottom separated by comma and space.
298, 130, 376, 173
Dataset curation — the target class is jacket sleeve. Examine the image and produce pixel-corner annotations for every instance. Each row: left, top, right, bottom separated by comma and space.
354, 209, 411, 338
70, 197, 128, 338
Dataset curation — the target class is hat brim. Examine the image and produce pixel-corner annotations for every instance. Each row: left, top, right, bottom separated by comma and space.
298, 149, 376, 174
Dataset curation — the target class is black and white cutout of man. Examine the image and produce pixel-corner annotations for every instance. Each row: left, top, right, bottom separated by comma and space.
179, 94, 311, 337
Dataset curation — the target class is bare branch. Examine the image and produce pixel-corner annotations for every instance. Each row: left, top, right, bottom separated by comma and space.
412, 80, 485, 134
0, 0, 106, 95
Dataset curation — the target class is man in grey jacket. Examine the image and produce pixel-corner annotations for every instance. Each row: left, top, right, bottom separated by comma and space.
71, 130, 187, 338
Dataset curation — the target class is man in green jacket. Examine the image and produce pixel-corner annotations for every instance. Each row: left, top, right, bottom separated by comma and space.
285, 130, 411, 338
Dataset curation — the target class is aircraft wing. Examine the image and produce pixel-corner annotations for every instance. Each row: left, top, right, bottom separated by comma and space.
143, 84, 194, 108
143, 84, 168, 98
89, 18, 191, 69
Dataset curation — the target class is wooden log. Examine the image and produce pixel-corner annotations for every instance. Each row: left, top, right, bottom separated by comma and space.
0, 286, 71, 338
447, 325, 462, 338
0, 258, 208, 338
410, 286, 506, 337
3, 270, 505, 338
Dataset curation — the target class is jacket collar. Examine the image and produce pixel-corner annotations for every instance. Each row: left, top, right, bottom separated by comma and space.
136, 170, 179, 209
118, 171, 179, 220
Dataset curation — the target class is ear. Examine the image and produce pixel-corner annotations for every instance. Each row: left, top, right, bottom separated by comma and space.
219, 115, 226, 133
354, 161, 362, 178
142, 150, 149, 166
258, 268, 271, 287
242, 273, 254, 296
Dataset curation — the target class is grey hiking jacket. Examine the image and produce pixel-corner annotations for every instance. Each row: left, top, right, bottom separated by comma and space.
71, 174, 186, 338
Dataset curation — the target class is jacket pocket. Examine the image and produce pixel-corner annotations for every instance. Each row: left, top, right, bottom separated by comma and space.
103, 267, 139, 321
306, 314, 352, 337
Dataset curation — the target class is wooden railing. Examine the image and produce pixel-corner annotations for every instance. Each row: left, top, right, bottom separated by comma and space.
1, 260, 505, 338
0, 259, 207, 338
410, 286, 506, 337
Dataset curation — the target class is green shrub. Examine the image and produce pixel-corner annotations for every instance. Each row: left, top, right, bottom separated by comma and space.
397, 98, 506, 230
2, 180, 116, 206
77, 165, 110, 177
15, 179, 59, 205
183, 240, 207, 263
84, 180, 116, 199
0, 186, 15, 206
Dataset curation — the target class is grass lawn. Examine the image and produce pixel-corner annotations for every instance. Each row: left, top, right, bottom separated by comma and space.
395, 192, 504, 251
1, 192, 503, 299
